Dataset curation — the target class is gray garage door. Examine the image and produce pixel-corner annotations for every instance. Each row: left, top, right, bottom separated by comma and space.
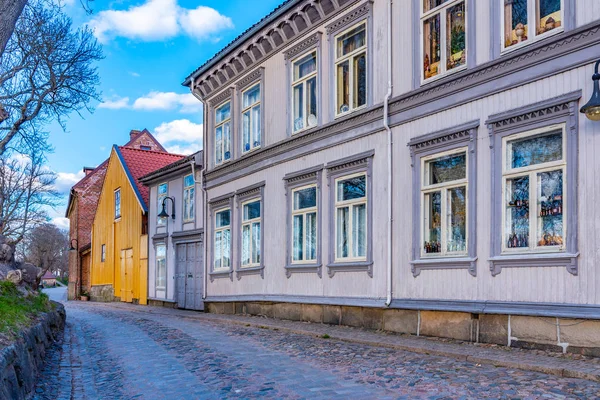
175, 241, 204, 310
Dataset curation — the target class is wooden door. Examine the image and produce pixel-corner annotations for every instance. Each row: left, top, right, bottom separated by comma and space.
175, 244, 187, 309
120, 249, 133, 303
175, 242, 204, 310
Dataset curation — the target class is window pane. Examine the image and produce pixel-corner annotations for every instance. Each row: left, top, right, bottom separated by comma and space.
184, 175, 194, 187
423, 0, 451, 13
536, 170, 564, 247
306, 212, 317, 260
423, 14, 441, 79
504, 0, 528, 48
447, 186, 467, 253
215, 126, 223, 164
336, 24, 366, 58
336, 207, 349, 258
293, 215, 303, 261
216, 209, 230, 228
337, 175, 366, 202
424, 191, 442, 253
425, 152, 466, 185
294, 52, 316, 80
223, 229, 231, 267
505, 176, 530, 249
158, 184, 168, 195
243, 111, 250, 152
446, 2, 466, 71
188, 188, 194, 219
537, 0, 561, 35
353, 52, 367, 108
352, 203, 367, 258
293, 83, 304, 132
215, 102, 230, 123
242, 225, 250, 265
252, 222, 261, 264
214, 231, 222, 269
337, 60, 350, 113
307, 76, 317, 127
252, 104, 261, 147
508, 131, 562, 169
243, 201, 261, 220
243, 84, 260, 108
293, 186, 317, 210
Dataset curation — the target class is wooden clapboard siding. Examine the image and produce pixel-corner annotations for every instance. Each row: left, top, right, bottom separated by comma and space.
90, 149, 146, 304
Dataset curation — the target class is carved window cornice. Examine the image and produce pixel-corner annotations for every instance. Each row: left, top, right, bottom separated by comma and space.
283, 32, 322, 60
235, 68, 264, 91
325, 1, 372, 35
208, 88, 233, 107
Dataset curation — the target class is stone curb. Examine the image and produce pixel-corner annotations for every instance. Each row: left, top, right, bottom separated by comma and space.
89, 302, 600, 383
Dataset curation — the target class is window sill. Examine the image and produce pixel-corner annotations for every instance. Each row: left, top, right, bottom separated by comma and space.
500, 28, 564, 56
326, 261, 373, 278
236, 265, 264, 280
285, 263, 322, 278
411, 257, 477, 277
114, 217, 121, 223
421, 64, 467, 87
489, 252, 579, 276
242, 146, 261, 156
334, 104, 367, 120
210, 269, 233, 282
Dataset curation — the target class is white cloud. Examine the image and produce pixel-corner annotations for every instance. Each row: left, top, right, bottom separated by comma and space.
98, 96, 130, 109
154, 119, 203, 154
54, 171, 85, 194
52, 217, 70, 230
88, 0, 233, 43
129, 72, 141, 78
133, 91, 202, 113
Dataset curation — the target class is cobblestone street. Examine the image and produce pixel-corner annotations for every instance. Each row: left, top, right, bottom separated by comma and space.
33, 300, 600, 399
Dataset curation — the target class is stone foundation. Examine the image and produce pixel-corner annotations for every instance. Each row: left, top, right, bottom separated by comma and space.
206, 301, 600, 356
148, 299, 178, 308
89, 284, 114, 302
0, 303, 66, 400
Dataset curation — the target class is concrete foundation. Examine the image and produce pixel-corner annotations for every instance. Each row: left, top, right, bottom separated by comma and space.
89, 284, 114, 302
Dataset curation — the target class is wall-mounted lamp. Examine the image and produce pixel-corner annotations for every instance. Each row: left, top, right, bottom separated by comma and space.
581, 60, 600, 121
68, 238, 78, 252
158, 196, 176, 220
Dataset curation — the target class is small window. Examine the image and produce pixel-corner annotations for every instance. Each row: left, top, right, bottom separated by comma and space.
241, 84, 261, 153
421, 149, 468, 256
157, 183, 168, 226
101, 244, 106, 262
292, 52, 318, 133
140, 145, 152, 151
291, 185, 318, 263
421, 0, 466, 82
183, 174, 195, 222
335, 22, 367, 116
156, 244, 166, 290
334, 174, 367, 260
502, 0, 563, 52
214, 209, 231, 270
502, 126, 566, 252
114, 188, 121, 219
215, 101, 232, 165
241, 200, 261, 267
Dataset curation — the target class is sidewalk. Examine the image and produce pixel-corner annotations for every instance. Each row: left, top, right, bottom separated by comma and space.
91, 302, 600, 383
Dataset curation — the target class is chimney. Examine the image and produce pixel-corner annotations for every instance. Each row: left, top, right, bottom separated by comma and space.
129, 129, 142, 140
83, 167, 95, 176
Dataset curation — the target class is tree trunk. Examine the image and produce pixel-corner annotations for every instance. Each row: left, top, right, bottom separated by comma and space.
0, 0, 28, 57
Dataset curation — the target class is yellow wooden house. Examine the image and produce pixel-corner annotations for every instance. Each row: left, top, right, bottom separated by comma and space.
90, 145, 184, 304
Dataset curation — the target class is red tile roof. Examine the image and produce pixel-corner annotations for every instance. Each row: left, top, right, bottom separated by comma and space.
116, 147, 185, 209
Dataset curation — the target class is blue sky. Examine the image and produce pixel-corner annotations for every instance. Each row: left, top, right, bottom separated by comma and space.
48, 0, 283, 227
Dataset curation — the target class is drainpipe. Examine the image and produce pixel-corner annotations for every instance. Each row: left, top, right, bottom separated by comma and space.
384, 0, 394, 307
190, 82, 208, 301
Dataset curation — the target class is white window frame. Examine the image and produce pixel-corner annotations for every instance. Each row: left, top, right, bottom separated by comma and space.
420, 0, 468, 84
334, 172, 368, 262
213, 208, 231, 271
183, 174, 195, 223
291, 51, 318, 134
241, 198, 261, 268
500, 0, 565, 54
155, 243, 166, 290
500, 123, 567, 254
241, 83, 261, 154
334, 22, 368, 118
214, 101, 231, 166
291, 184, 318, 264
420, 147, 469, 258
157, 183, 168, 226
114, 188, 121, 219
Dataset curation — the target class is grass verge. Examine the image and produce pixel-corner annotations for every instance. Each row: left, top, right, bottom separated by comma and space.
0, 281, 53, 343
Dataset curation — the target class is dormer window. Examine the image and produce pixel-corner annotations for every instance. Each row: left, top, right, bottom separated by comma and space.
140, 145, 151, 151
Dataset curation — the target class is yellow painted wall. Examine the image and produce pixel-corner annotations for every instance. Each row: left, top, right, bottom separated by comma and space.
90, 149, 147, 304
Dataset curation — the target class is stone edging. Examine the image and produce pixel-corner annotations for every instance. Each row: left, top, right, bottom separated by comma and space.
0, 302, 66, 400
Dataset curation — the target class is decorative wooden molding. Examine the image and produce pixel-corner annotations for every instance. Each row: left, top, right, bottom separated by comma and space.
283, 32, 322, 60
208, 87, 233, 107
325, 1, 371, 35
235, 67, 264, 91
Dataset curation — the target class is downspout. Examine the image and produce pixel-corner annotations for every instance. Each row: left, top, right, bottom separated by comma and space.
190, 82, 208, 301
384, 0, 394, 307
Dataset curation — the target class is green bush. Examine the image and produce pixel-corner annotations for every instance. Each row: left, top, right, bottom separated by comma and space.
0, 281, 52, 337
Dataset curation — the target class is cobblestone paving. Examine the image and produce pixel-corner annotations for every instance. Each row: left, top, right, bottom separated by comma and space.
34, 302, 600, 399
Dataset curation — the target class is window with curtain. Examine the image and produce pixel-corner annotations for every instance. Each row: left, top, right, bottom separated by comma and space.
291, 185, 317, 263
242, 84, 261, 153
215, 101, 231, 165
157, 183, 167, 226
214, 209, 231, 271
335, 174, 367, 260
292, 51, 318, 133
335, 22, 367, 116
502, 0, 562, 51
241, 200, 261, 267
156, 244, 166, 290
183, 174, 195, 222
